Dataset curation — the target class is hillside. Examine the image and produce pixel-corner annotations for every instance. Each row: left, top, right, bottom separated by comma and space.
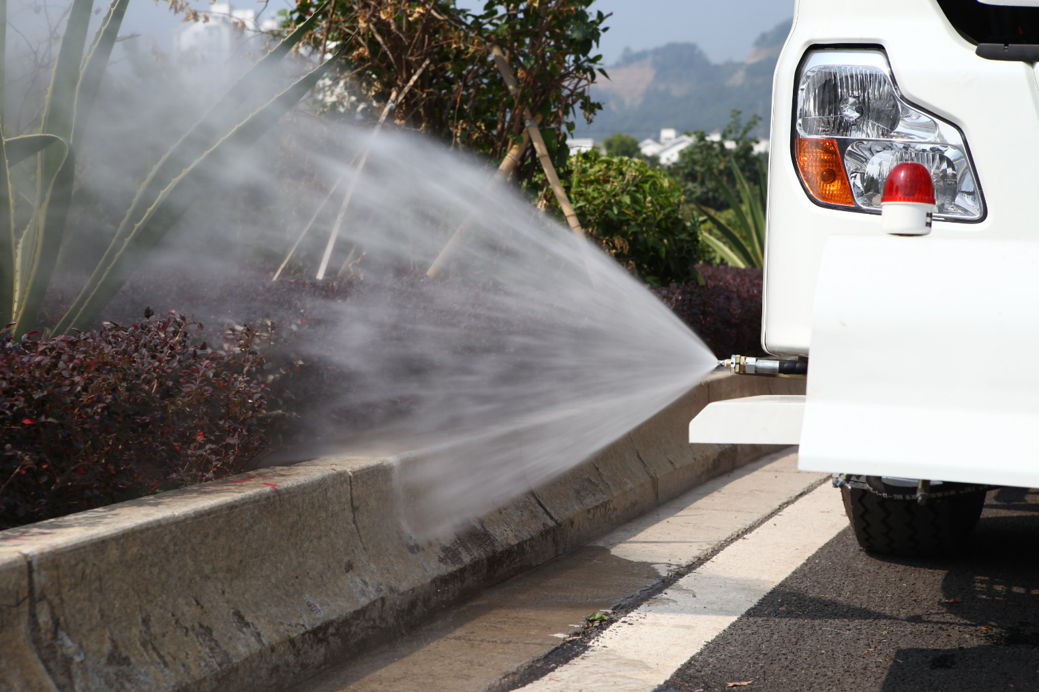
575, 19, 792, 141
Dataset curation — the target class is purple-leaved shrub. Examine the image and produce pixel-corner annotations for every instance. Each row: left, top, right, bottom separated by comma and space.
653, 265, 765, 359
0, 312, 271, 529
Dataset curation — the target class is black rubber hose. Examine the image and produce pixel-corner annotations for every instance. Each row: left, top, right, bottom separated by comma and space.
777, 360, 808, 376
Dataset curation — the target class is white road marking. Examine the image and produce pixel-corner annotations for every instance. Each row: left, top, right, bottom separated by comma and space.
593, 451, 822, 575
518, 483, 848, 692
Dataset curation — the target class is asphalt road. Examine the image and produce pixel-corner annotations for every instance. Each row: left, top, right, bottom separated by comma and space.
660, 486, 1039, 692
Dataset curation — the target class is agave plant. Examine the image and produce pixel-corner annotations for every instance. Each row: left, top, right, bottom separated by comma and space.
0, 0, 337, 336
698, 158, 767, 269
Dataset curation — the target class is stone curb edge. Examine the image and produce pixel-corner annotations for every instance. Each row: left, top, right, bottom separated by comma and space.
0, 373, 804, 692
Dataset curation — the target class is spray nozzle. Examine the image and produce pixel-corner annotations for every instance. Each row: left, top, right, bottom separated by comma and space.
722, 355, 808, 378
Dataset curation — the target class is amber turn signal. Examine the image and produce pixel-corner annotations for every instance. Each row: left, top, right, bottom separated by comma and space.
795, 138, 854, 207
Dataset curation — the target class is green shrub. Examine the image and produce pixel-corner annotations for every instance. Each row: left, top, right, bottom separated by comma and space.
666, 109, 764, 212
699, 158, 767, 268
289, 0, 606, 185
546, 150, 700, 286
602, 133, 640, 158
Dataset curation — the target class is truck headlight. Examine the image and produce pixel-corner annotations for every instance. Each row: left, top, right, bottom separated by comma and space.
794, 49, 984, 221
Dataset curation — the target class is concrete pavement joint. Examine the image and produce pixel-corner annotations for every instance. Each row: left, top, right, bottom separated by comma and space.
530, 491, 561, 526
21, 552, 47, 689
629, 444, 660, 503
589, 461, 611, 492
346, 472, 373, 564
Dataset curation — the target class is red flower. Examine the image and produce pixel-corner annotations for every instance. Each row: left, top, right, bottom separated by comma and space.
22, 418, 36, 425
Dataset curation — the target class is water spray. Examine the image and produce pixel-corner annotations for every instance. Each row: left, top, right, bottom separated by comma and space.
41, 7, 723, 537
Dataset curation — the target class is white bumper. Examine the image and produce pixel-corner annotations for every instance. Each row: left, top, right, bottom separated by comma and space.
687, 395, 804, 446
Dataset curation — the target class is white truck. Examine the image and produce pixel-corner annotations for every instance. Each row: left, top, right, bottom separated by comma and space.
690, 0, 1039, 555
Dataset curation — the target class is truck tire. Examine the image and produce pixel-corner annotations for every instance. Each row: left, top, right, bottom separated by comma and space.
840, 485, 987, 556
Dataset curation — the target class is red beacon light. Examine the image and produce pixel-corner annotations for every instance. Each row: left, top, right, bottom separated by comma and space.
881, 162, 935, 236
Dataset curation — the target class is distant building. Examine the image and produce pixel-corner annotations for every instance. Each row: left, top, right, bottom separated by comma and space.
655, 134, 697, 165
637, 138, 664, 158
638, 128, 770, 165
566, 138, 596, 155
174, 4, 280, 61
638, 129, 695, 164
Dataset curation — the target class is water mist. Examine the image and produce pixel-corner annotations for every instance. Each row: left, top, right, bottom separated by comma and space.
33, 3, 720, 536
201, 126, 716, 535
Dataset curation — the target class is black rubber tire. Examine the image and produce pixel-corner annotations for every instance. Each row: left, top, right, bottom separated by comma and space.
840, 485, 987, 556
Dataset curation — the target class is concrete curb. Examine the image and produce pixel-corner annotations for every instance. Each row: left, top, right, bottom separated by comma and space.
0, 373, 804, 692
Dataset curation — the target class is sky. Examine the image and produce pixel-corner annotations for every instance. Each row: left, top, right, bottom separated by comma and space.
452, 0, 797, 65
113, 0, 796, 67
576, 0, 795, 65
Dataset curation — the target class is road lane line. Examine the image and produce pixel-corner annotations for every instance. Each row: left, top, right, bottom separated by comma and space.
518, 483, 848, 692
592, 450, 822, 575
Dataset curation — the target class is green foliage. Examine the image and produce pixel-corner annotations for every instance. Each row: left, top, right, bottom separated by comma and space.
545, 150, 700, 286
699, 158, 767, 269
666, 109, 764, 212
290, 0, 606, 181
602, 132, 640, 158
1, 0, 338, 336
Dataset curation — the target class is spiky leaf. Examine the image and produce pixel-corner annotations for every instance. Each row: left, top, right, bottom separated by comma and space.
699, 207, 755, 269
73, 0, 131, 142
58, 53, 341, 332
5, 135, 61, 165
0, 125, 14, 324
38, 0, 93, 192
730, 160, 764, 260
699, 162, 768, 269
14, 140, 73, 335
701, 230, 748, 269
0, 0, 7, 122
55, 3, 333, 333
